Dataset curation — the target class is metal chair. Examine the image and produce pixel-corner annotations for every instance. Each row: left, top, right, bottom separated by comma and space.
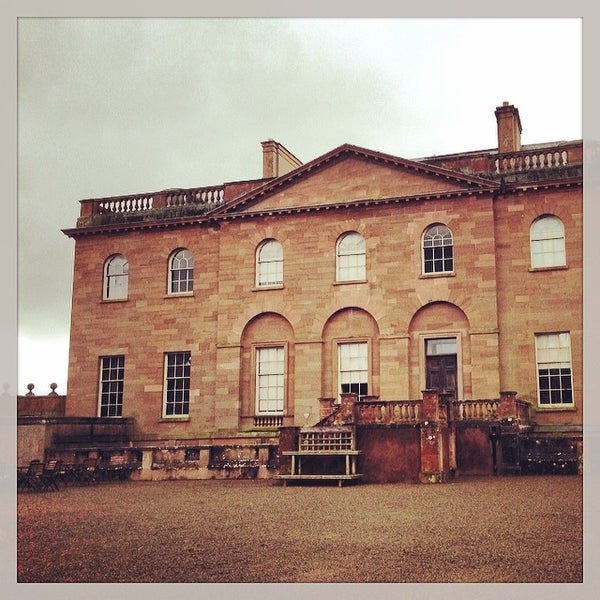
18, 460, 45, 492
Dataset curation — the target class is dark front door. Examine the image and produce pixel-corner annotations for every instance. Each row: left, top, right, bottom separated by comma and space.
425, 338, 458, 400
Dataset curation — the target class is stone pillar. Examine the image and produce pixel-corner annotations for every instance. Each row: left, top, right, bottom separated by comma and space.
420, 421, 444, 483
79, 199, 97, 218
419, 390, 446, 483
496, 391, 522, 474
152, 191, 167, 209
421, 389, 440, 421
257, 446, 271, 479
319, 397, 335, 420
497, 390, 518, 421
139, 449, 154, 481
198, 447, 211, 480
339, 392, 358, 424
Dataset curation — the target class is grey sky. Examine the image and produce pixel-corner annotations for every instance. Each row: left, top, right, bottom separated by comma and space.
17, 17, 582, 394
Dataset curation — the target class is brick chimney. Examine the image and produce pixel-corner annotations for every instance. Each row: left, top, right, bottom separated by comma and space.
495, 101, 522, 154
261, 139, 303, 178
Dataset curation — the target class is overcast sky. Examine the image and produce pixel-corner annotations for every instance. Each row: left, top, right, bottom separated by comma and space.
16, 17, 583, 395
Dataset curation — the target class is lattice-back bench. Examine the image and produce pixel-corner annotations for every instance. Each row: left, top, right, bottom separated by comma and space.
277, 426, 362, 487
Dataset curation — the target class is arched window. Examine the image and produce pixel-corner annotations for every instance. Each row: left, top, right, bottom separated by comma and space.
336, 232, 366, 282
422, 224, 453, 274
169, 248, 194, 294
256, 239, 283, 287
530, 215, 566, 268
103, 254, 129, 300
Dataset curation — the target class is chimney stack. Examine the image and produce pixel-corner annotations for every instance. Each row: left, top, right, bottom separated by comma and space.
261, 139, 303, 178
495, 101, 522, 154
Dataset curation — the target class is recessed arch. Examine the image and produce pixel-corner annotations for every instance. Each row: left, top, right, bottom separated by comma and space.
408, 301, 471, 400
322, 307, 380, 401
240, 312, 295, 427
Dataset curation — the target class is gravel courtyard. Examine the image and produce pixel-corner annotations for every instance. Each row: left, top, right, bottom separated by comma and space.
17, 475, 583, 584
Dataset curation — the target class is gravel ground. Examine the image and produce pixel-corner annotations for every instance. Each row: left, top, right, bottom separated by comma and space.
17, 475, 582, 583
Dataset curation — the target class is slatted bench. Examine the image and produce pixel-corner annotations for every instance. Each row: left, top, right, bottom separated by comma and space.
277, 426, 362, 487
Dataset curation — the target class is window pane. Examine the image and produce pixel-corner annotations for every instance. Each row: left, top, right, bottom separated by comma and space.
105, 255, 129, 299
164, 352, 191, 416
337, 233, 366, 281
530, 216, 566, 268
170, 249, 194, 293
99, 355, 124, 417
257, 240, 283, 286
256, 347, 284, 414
423, 225, 453, 273
426, 338, 457, 356
338, 342, 368, 401
535, 334, 573, 406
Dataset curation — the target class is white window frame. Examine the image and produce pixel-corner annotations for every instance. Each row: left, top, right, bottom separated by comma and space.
103, 254, 129, 300
337, 340, 369, 402
422, 224, 454, 275
530, 215, 566, 269
255, 345, 285, 415
336, 232, 366, 282
163, 351, 191, 417
168, 248, 194, 295
256, 239, 283, 288
98, 355, 125, 417
535, 332, 574, 408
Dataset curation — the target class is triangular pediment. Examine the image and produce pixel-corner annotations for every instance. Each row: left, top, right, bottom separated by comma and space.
212, 144, 498, 216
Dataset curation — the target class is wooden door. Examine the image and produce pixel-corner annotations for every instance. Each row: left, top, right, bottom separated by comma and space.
426, 354, 457, 400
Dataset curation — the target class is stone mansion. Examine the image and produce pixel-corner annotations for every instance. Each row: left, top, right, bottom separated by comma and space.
31, 101, 582, 482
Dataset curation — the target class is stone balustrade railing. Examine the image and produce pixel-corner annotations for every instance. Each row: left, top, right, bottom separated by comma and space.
79, 185, 225, 220
354, 399, 423, 424
452, 399, 500, 421
97, 193, 154, 214
319, 390, 531, 427
494, 149, 569, 173
254, 415, 284, 428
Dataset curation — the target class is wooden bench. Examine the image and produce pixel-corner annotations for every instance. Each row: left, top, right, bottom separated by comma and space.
277, 427, 363, 487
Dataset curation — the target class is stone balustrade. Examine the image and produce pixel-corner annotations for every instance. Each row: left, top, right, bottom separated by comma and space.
354, 399, 422, 424
494, 149, 568, 173
78, 185, 225, 221
452, 399, 500, 421
318, 390, 531, 427
253, 415, 284, 428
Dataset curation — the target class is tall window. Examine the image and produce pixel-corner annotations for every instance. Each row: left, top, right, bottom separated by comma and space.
338, 342, 368, 401
256, 240, 283, 287
530, 215, 566, 268
422, 224, 453, 274
104, 254, 129, 300
535, 333, 573, 407
169, 249, 194, 294
336, 232, 366, 282
164, 351, 191, 417
99, 355, 124, 417
256, 346, 285, 414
